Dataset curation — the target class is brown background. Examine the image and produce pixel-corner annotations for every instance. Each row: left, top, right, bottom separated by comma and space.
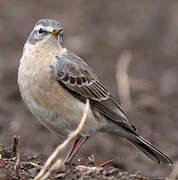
0, 0, 178, 177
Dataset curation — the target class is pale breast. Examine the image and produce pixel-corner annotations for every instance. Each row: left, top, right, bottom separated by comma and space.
20, 77, 107, 137
18, 48, 107, 137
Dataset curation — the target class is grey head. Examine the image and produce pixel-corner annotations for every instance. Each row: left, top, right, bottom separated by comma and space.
26, 19, 64, 47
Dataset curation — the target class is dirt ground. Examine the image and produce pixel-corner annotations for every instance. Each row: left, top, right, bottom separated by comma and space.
0, 0, 178, 179
0, 137, 157, 180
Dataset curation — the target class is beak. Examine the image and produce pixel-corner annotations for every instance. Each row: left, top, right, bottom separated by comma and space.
50, 30, 60, 36
50, 29, 64, 47
50, 29, 63, 36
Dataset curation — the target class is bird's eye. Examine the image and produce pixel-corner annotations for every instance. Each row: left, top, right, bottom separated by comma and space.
38, 28, 45, 35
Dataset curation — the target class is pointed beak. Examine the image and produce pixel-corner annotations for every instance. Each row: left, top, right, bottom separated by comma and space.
50, 29, 63, 36
50, 29, 64, 47
50, 30, 60, 36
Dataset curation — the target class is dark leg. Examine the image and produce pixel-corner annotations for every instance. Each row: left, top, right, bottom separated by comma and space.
64, 137, 82, 164
64, 136, 89, 164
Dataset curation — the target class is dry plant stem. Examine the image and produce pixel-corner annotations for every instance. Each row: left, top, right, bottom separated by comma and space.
29, 162, 41, 168
39, 160, 64, 180
98, 159, 114, 168
11, 135, 20, 157
21, 162, 41, 168
34, 99, 90, 180
76, 165, 102, 173
14, 152, 20, 173
116, 50, 133, 111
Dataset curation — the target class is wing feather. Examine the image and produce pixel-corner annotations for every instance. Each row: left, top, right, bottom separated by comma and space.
54, 51, 135, 132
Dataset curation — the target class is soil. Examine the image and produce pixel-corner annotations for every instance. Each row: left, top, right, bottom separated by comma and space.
0, 0, 178, 179
0, 137, 166, 179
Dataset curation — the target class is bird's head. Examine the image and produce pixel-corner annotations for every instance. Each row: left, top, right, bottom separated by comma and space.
25, 19, 64, 49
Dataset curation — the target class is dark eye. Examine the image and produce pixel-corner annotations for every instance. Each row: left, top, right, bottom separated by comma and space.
38, 28, 45, 34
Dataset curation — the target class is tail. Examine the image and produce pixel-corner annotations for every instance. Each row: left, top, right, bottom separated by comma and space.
128, 135, 173, 164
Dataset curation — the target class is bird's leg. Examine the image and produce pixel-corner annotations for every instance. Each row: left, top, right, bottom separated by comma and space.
64, 137, 81, 164
64, 136, 89, 164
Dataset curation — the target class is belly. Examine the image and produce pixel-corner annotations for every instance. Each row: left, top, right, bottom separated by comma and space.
20, 81, 106, 137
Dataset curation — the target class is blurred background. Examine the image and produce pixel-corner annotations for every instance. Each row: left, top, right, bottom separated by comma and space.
0, 0, 177, 177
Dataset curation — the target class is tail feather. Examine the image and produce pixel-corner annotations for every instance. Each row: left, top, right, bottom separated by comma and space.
129, 135, 172, 164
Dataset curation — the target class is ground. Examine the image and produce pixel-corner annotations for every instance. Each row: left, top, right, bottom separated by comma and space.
0, 0, 178, 179
0, 137, 171, 179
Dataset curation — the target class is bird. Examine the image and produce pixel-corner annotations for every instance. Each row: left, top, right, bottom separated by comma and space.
18, 19, 172, 165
